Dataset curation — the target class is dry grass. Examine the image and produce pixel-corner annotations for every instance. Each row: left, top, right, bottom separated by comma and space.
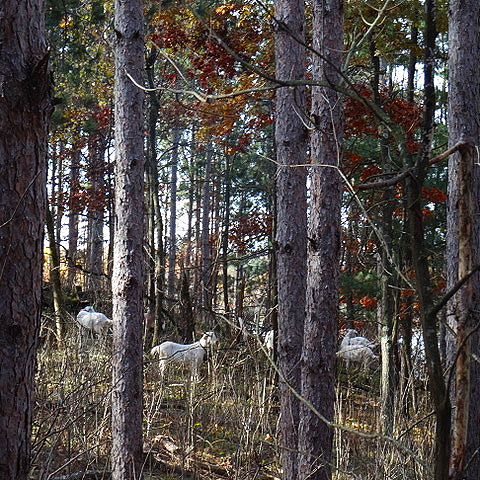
32, 322, 434, 480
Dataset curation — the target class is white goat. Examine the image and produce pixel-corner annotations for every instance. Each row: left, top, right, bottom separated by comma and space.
76, 306, 113, 336
150, 331, 218, 379
337, 329, 378, 369
264, 329, 274, 355
340, 328, 359, 350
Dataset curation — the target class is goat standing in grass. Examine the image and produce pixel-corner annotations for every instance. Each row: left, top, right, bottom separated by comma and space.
337, 329, 378, 369
263, 329, 274, 356
150, 331, 218, 380
76, 306, 112, 347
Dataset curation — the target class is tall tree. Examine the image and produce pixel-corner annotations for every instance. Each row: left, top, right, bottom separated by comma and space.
0, 0, 52, 477
274, 0, 307, 476
297, 0, 343, 479
111, 0, 145, 478
201, 143, 214, 323
67, 148, 81, 289
167, 124, 181, 303
446, 0, 480, 478
407, 2, 452, 479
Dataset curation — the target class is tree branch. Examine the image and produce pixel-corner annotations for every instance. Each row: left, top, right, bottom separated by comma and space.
356, 140, 472, 191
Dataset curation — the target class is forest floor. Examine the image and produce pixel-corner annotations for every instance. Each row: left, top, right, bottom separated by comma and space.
32, 324, 434, 480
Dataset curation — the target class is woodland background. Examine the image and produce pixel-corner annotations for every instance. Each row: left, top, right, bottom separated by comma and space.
1, 0, 480, 479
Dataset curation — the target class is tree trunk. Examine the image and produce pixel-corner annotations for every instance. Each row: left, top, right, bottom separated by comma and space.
274, 0, 307, 476
409, 2, 451, 479
86, 140, 106, 292
45, 202, 65, 343
201, 143, 214, 323
447, 1, 480, 478
0, 0, 52, 477
179, 271, 195, 342
145, 47, 166, 345
67, 148, 81, 289
297, 1, 343, 479
370, 37, 398, 439
234, 262, 246, 320
167, 124, 180, 303
222, 154, 231, 314
111, 0, 145, 478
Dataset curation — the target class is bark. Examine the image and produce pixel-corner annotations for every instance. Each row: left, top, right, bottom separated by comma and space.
211, 161, 222, 309
234, 262, 246, 320
201, 143, 214, 323
370, 37, 398, 438
145, 47, 165, 345
297, 1, 343, 479
145, 48, 158, 324
111, 0, 145, 478
274, 0, 307, 475
179, 271, 195, 343
0, 0, 52, 477
167, 124, 181, 303
55, 144, 64, 245
67, 148, 81, 289
221, 154, 231, 314
409, 2, 451, 479
447, 1, 480, 478
45, 202, 65, 342
86, 140, 106, 292
185, 127, 196, 271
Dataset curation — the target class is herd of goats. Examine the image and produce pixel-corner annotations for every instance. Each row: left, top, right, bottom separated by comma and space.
74, 306, 398, 380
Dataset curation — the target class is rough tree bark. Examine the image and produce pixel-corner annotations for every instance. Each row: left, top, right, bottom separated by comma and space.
46, 203, 65, 342
0, 0, 52, 477
297, 1, 343, 479
86, 139, 107, 292
274, 0, 307, 476
67, 148, 81, 289
167, 124, 181, 303
408, 2, 452, 479
201, 143, 214, 323
145, 47, 165, 345
446, 1, 480, 478
111, 0, 145, 478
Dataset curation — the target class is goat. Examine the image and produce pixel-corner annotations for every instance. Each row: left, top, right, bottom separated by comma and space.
150, 331, 218, 380
76, 306, 113, 336
340, 328, 359, 350
336, 343, 378, 370
263, 329, 274, 355
337, 329, 378, 369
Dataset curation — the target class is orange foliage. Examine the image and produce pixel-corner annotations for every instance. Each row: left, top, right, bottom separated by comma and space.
359, 164, 382, 181
422, 208, 434, 218
422, 186, 447, 203
359, 296, 377, 310
229, 212, 272, 254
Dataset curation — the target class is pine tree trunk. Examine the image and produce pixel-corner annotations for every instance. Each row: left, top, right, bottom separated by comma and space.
145, 48, 165, 344
447, 1, 480, 477
0, 0, 52, 477
409, 2, 451, 479
86, 141, 106, 292
201, 143, 214, 323
67, 148, 81, 289
370, 37, 398, 438
46, 203, 65, 343
222, 154, 231, 314
167, 124, 180, 303
274, 0, 307, 476
111, 0, 145, 477
297, 1, 343, 479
